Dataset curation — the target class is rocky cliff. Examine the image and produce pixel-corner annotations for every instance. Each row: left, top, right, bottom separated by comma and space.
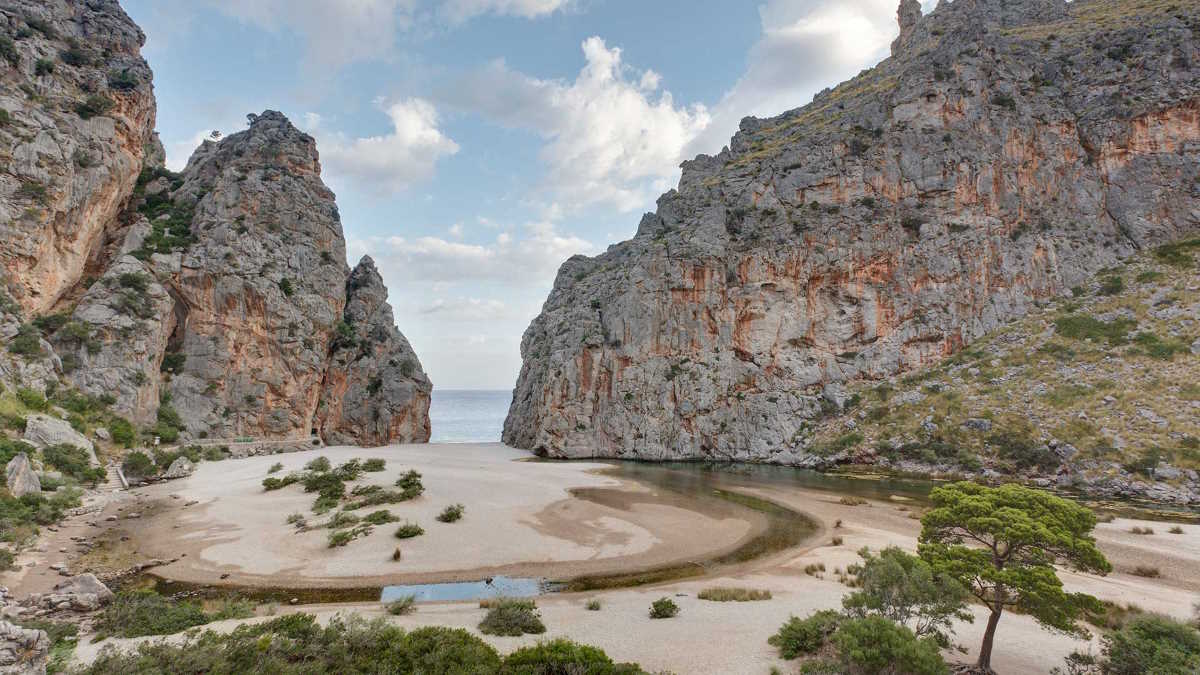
504, 0, 1200, 465
0, 1, 430, 447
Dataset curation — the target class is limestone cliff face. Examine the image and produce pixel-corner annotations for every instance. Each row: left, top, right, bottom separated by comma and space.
158, 111, 352, 439
504, 0, 1200, 461
317, 256, 433, 446
0, 0, 156, 316
0, 2, 431, 446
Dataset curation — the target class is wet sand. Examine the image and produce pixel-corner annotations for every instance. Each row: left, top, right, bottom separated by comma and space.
128, 444, 765, 588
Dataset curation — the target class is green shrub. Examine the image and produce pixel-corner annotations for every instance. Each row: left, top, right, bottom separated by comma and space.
362, 458, 386, 472
59, 44, 91, 66
278, 277, 295, 297
81, 615, 512, 674
109, 417, 135, 447
160, 352, 185, 372
769, 610, 843, 659
1098, 274, 1124, 296
15, 386, 47, 410
1095, 614, 1200, 675
437, 503, 465, 523
0, 108, 10, 126
648, 597, 679, 619
305, 455, 331, 472
8, 324, 45, 357
395, 469, 424, 498
121, 451, 155, 478
43, 444, 104, 484
841, 547, 970, 647
479, 599, 546, 636
1153, 238, 1200, 269
1055, 314, 1135, 344
0, 549, 15, 571
387, 594, 417, 615
1133, 332, 1189, 360
500, 639, 637, 673
107, 69, 138, 90
0, 488, 81, 544
586, 599, 602, 611
831, 616, 948, 675
74, 94, 113, 119
363, 510, 397, 525
0, 37, 18, 66
34, 58, 54, 76
268, 462, 284, 474
95, 589, 251, 639
394, 522, 424, 539
327, 525, 371, 548
262, 473, 300, 491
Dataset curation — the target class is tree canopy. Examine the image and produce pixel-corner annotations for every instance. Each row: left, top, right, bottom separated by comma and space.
918, 481, 1111, 670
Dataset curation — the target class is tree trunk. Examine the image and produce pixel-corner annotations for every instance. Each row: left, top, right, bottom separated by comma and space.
977, 609, 1002, 671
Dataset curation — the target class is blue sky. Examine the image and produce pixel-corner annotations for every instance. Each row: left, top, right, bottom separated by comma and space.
121, 0, 925, 390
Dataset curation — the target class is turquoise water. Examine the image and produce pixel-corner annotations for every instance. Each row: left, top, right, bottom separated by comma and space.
380, 576, 552, 602
429, 389, 511, 443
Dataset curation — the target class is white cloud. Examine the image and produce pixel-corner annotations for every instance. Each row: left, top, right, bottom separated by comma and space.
356, 221, 594, 285
309, 99, 460, 194
448, 223, 464, 238
437, 37, 711, 213
201, 0, 416, 74
419, 297, 509, 320
440, 0, 570, 22
686, 0, 934, 157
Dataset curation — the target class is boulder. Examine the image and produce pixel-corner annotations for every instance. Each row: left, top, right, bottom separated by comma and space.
22, 417, 98, 466
0, 620, 49, 675
163, 457, 195, 479
962, 418, 992, 433
26, 574, 113, 612
4, 455, 40, 499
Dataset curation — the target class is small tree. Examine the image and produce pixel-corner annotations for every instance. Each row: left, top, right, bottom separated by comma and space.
842, 546, 972, 647
919, 482, 1111, 671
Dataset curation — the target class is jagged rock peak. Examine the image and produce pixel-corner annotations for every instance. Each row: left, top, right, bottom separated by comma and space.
317, 255, 433, 447
890, 0, 923, 56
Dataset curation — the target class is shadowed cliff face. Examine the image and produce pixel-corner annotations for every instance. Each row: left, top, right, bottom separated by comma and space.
0, 3, 431, 446
317, 256, 433, 446
504, 0, 1200, 463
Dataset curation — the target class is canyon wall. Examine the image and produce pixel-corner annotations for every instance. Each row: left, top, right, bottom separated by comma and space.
504, 0, 1200, 461
0, 2, 430, 446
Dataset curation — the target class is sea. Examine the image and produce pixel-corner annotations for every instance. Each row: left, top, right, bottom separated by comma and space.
428, 389, 512, 443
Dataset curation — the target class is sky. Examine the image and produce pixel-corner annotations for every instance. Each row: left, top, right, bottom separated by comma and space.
121, 0, 931, 390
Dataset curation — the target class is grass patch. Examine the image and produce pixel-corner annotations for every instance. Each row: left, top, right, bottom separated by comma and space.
586, 599, 602, 611
1153, 238, 1200, 269
1055, 314, 1135, 344
697, 587, 772, 602
1131, 566, 1161, 578
386, 595, 417, 615
1130, 526, 1155, 535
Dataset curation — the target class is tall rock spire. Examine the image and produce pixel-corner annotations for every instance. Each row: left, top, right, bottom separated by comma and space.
890, 0, 923, 56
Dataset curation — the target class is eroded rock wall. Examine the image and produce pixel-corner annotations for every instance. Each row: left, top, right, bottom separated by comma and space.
0, 0, 156, 316
317, 256, 433, 446
0, 2, 431, 447
504, 0, 1200, 461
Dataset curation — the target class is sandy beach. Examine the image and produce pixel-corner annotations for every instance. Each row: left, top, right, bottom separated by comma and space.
48, 443, 1200, 674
